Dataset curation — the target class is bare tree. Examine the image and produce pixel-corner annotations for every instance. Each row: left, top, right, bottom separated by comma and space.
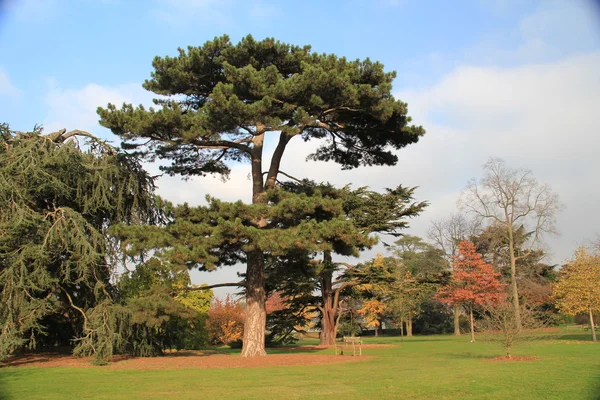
481, 299, 547, 358
459, 158, 563, 330
428, 213, 480, 335
428, 213, 480, 257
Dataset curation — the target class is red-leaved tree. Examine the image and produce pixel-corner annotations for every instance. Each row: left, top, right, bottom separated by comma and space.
437, 240, 505, 342
265, 292, 287, 315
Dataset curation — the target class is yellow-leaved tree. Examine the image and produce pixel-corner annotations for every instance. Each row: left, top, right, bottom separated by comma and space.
357, 299, 386, 333
553, 247, 600, 342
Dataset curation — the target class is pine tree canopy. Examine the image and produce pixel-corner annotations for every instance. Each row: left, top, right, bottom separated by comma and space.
97, 34, 424, 181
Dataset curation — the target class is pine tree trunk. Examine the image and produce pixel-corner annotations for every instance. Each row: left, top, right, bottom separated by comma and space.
507, 227, 522, 331
240, 143, 268, 357
240, 250, 267, 357
454, 305, 461, 336
589, 307, 597, 342
319, 270, 337, 346
407, 316, 413, 337
469, 305, 475, 342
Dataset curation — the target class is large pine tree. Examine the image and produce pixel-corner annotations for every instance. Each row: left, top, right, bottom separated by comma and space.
98, 35, 424, 356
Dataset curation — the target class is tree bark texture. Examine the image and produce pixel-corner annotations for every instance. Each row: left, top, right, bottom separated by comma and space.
469, 305, 475, 342
319, 270, 337, 346
454, 305, 461, 336
241, 250, 267, 357
406, 316, 413, 337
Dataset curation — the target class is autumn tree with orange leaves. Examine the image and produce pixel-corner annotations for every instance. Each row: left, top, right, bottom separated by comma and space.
553, 247, 600, 342
437, 241, 505, 342
206, 296, 245, 345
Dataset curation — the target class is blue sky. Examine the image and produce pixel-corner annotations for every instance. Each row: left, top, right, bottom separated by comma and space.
1, 0, 599, 295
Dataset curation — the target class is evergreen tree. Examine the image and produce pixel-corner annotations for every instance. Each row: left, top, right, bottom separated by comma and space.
0, 124, 157, 362
390, 235, 448, 335
264, 182, 426, 345
98, 35, 424, 356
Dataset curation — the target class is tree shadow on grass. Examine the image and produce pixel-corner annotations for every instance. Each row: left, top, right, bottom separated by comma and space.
0, 369, 7, 400
1, 345, 326, 369
378, 337, 456, 343
585, 368, 600, 400
554, 333, 596, 341
0, 367, 39, 400
444, 352, 489, 360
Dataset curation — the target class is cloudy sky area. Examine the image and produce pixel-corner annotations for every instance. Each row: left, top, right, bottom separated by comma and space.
1, 0, 599, 297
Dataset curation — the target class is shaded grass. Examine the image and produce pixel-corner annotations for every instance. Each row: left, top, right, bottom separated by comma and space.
1, 331, 599, 400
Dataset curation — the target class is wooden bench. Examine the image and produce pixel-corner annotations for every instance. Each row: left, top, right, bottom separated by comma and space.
335, 336, 363, 356
565, 324, 585, 331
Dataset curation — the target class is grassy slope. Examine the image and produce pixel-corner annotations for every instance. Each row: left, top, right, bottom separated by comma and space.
1, 332, 599, 400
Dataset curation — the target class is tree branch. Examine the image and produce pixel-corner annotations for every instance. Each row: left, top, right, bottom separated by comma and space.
176, 281, 246, 291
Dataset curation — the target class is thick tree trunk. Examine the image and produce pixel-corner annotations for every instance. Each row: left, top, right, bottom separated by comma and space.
469, 305, 475, 342
406, 316, 413, 337
507, 227, 522, 331
319, 269, 337, 346
240, 141, 268, 358
454, 305, 461, 336
241, 250, 267, 357
589, 307, 597, 342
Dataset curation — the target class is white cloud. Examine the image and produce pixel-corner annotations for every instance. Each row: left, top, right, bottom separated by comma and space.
42, 81, 152, 139
0, 68, 20, 96
393, 52, 600, 265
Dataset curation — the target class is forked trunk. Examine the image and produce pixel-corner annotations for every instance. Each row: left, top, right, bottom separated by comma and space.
454, 305, 461, 336
319, 252, 338, 346
241, 250, 267, 357
589, 308, 597, 342
469, 305, 475, 342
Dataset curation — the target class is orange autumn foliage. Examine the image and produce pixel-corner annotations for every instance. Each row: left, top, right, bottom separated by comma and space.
438, 240, 505, 308
206, 295, 245, 345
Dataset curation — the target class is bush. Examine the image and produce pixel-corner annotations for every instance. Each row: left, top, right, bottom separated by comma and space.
206, 295, 245, 346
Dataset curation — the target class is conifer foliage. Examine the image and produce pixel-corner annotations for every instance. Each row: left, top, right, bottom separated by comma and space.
0, 124, 158, 362
98, 35, 424, 356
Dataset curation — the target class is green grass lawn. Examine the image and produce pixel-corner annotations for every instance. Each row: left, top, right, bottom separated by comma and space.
1, 331, 599, 400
